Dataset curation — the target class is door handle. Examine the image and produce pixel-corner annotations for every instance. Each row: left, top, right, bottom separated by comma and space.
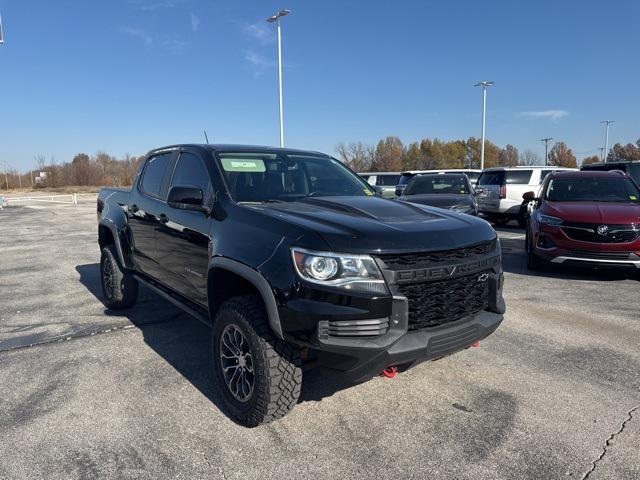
130, 204, 139, 213
158, 213, 169, 224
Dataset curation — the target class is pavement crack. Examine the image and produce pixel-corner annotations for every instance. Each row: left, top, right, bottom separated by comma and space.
0, 313, 185, 355
581, 404, 640, 480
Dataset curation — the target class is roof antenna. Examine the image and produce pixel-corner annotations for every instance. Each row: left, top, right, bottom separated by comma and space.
203, 130, 210, 144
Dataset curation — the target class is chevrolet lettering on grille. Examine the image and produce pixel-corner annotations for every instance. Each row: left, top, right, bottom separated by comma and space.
394, 255, 500, 283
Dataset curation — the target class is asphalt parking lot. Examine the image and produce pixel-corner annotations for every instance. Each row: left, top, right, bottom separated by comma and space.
1, 202, 638, 480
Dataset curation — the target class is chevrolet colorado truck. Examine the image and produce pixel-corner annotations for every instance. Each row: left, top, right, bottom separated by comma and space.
97, 144, 505, 427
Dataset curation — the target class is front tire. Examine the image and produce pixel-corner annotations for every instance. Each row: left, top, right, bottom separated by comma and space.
526, 233, 546, 271
100, 244, 138, 309
212, 294, 302, 427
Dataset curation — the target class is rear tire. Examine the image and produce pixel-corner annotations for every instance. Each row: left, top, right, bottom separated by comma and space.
100, 244, 138, 309
492, 215, 509, 227
212, 294, 302, 427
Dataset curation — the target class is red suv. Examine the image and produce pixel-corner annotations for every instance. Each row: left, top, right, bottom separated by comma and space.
524, 171, 640, 271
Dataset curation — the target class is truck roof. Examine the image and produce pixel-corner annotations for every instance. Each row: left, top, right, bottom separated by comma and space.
148, 144, 332, 158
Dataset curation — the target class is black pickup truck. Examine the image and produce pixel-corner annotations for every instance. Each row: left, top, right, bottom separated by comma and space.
97, 144, 505, 427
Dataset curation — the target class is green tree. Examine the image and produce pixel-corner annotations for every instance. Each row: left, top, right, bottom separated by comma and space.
548, 142, 577, 168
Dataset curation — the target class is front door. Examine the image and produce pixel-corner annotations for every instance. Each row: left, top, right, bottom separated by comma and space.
155, 149, 212, 305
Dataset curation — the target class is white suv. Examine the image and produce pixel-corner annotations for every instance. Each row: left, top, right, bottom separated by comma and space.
477, 166, 576, 226
359, 172, 401, 198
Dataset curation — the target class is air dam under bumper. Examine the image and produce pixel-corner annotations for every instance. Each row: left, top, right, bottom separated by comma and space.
316, 309, 503, 383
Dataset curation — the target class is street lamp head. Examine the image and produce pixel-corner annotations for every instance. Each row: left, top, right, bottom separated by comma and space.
474, 81, 495, 87
267, 9, 291, 22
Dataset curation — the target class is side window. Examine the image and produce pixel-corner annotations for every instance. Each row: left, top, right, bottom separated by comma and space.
378, 175, 400, 186
506, 170, 533, 184
140, 153, 172, 198
171, 152, 212, 193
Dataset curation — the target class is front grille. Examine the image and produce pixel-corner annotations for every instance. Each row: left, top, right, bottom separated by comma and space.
562, 225, 640, 244
398, 271, 490, 330
377, 240, 497, 271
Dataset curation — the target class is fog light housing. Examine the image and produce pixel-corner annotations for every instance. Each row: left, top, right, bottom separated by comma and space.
537, 234, 557, 249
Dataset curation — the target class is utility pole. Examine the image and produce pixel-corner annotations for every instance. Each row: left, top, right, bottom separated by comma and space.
540, 138, 553, 166
600, 120, 614, 162
473, 81, 494, 170
267, 9, 291, 148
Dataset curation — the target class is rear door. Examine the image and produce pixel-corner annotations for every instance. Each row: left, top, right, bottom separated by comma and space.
155, 148, 213, 305
128, 151, 175, 278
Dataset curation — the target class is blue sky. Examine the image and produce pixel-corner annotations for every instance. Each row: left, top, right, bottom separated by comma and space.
0, 0, 639, 170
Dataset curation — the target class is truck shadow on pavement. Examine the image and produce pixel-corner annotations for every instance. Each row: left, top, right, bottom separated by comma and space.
76, 263, 356, 422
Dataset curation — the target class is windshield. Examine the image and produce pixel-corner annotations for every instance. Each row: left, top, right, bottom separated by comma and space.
404, 175, 470, 195
217, 152, 374, 202
545, 176, 640, 203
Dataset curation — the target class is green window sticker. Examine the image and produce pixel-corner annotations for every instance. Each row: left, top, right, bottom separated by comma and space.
221, 158, 266, 172
630, 195, 637, 201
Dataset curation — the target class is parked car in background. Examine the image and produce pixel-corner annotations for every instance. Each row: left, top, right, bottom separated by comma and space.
397, 173, 478, 215
581, 160, 640, 186
359, 172, 401, 198
476, 166, 576, 227
395, 169, 482, 196
524, 170, 640, 271
97, 144, 505, 426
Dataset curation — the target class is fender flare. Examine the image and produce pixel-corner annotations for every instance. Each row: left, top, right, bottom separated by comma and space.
98, 218, 128, 268
209, 257, 284, 340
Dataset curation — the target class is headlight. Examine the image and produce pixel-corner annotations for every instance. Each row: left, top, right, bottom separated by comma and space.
535, 212, 564, 226
291, 247, 388, 294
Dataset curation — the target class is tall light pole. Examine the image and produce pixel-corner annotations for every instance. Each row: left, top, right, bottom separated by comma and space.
540, 138, 553, 166
601, 120, 614, 162
474, 81, 494, 170
267, 9, 290, 148
598, 147, 605, 162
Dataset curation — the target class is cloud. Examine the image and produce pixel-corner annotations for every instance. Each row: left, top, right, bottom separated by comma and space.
190, 13, 200, 32
520, 110, 569, 121
242, 22, 274, 45
120, 26, 153, 46
244, 49, 275, 76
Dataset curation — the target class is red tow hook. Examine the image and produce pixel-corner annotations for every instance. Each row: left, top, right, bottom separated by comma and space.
382, 366, 398, 378
470, 341, 480, 348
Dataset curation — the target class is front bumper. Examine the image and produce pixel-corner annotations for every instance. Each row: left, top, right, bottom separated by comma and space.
316, 310, 503, 382
533, 224, 640, 269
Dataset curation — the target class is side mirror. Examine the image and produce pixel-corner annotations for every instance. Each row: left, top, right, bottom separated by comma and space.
373, 186, 384, 196
522, 191, 538, 202
473, 188, 483, 196
167, 186, 209, 213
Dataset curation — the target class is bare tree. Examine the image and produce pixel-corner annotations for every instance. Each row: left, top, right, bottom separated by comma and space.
519, 149, 540, 166
335, 142, 374, 172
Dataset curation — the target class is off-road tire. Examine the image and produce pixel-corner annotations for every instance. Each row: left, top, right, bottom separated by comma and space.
100, 244, 139, 309
212, 294, 302, 427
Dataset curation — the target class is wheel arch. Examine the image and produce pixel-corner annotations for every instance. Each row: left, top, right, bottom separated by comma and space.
98, 219, 127, 267
208, 257, 284, 339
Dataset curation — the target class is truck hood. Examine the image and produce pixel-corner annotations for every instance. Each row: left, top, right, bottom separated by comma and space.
544, 201, 640, 224
397, 194, 474, 209
249, 196, 496, 253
